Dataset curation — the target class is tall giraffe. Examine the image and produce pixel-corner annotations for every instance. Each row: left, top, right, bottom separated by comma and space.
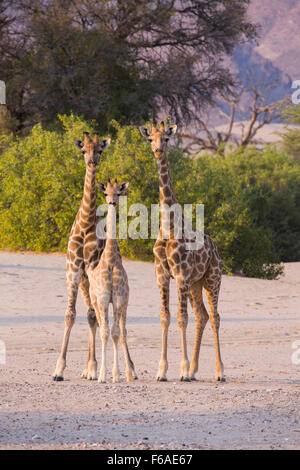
88, 179, 137, 383
52, 132, 111, 381
140, 121, 224, 382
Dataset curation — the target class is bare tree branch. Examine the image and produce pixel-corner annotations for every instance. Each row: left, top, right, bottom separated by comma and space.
179, 79, 289, 154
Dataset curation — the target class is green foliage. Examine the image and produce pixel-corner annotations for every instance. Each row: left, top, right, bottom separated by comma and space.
282, 104, 300, 125
281, 104, 300, 163
0, 114, 93, 251
1, 115, 300, 279
192, 145, 300, 276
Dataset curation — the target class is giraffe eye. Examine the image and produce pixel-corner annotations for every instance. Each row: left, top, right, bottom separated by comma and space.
149, 138, 153, 142
104, 193, 107, 196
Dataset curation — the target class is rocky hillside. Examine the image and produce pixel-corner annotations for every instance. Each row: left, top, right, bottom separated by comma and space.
249, 0, 300, 79
222, 0, 300, 122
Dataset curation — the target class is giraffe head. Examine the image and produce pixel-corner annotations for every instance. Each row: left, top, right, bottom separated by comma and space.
74, 132, 111, 167
98, 179, 129, 207
139, 121, 177, 156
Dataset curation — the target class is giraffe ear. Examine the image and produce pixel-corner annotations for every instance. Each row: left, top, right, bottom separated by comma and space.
119, 182, 129, 194
166, 125, 177, 137
139, 127, 150, 139
100, 138, 111, 151
98, 183, 106, 193
74, 139, 83, 150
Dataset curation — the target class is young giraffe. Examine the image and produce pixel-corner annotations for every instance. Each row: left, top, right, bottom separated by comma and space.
88, 179, 137, 383
140, 121, 224, 382
52, 132, 111, 381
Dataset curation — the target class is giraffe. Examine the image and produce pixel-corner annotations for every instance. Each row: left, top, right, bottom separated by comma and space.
87, 179, 137, 383
52, 132, 111, 381
139, 121, 224, 382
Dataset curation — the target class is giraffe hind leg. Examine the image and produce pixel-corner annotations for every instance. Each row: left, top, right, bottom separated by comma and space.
52, 267, 81, 381
204, 267, 225, 382
120, 307, 138, 382
189, 280, 209, 381
156, 275, 171, 382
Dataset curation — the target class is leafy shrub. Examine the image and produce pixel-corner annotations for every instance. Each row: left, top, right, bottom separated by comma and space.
0, 114, 93, 251
281, 104, 300, 163
186, 145, 300, 277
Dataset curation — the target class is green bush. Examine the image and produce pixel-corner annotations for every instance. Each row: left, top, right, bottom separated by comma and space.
281, 104, 300, 164
186, 145, 300, 277
1, 115, 300, 278
0, 114, 93, 251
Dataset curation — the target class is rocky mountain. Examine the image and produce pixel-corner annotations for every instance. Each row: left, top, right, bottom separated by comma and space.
249, 0, 300, 79
219, 0, 300, 123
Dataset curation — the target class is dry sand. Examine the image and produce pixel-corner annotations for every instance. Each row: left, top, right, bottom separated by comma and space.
0, 251, 300, 450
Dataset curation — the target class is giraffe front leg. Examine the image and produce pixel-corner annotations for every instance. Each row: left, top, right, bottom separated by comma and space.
177, 281, 190, 382
82, 309, 98, 380
79, 274, 98, 380
97, 301, 109, 384
52, 310, 75, 381
156, 276, 171, 382
52, 269, 81, 381
111, 304, 121, 383
119, 301, 137, 382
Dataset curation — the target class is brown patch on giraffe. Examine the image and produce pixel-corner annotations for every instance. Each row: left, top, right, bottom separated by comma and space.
75, 258, 83, 267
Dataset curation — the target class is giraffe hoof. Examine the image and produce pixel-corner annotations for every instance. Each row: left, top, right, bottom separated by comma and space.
190, 377, 197, 381
180, 377, 191, 382
217, 376, 226, 382
157, 377, 167, 382
134, 375, 139, 380
52, 375, 64, 382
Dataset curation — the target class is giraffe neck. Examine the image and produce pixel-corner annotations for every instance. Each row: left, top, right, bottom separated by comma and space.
79, 164, 105, 270
79, 164, 97, 227
103, 204, 118, 259
155, 151, 179, 238
155, 151, 177, 206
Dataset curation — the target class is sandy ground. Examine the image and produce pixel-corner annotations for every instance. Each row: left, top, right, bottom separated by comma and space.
0, 251, 300, 450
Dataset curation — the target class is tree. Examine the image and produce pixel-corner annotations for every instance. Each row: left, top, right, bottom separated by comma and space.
179, 78, 289, 154
0, 0, 256, 132
0, 105, 18, 135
